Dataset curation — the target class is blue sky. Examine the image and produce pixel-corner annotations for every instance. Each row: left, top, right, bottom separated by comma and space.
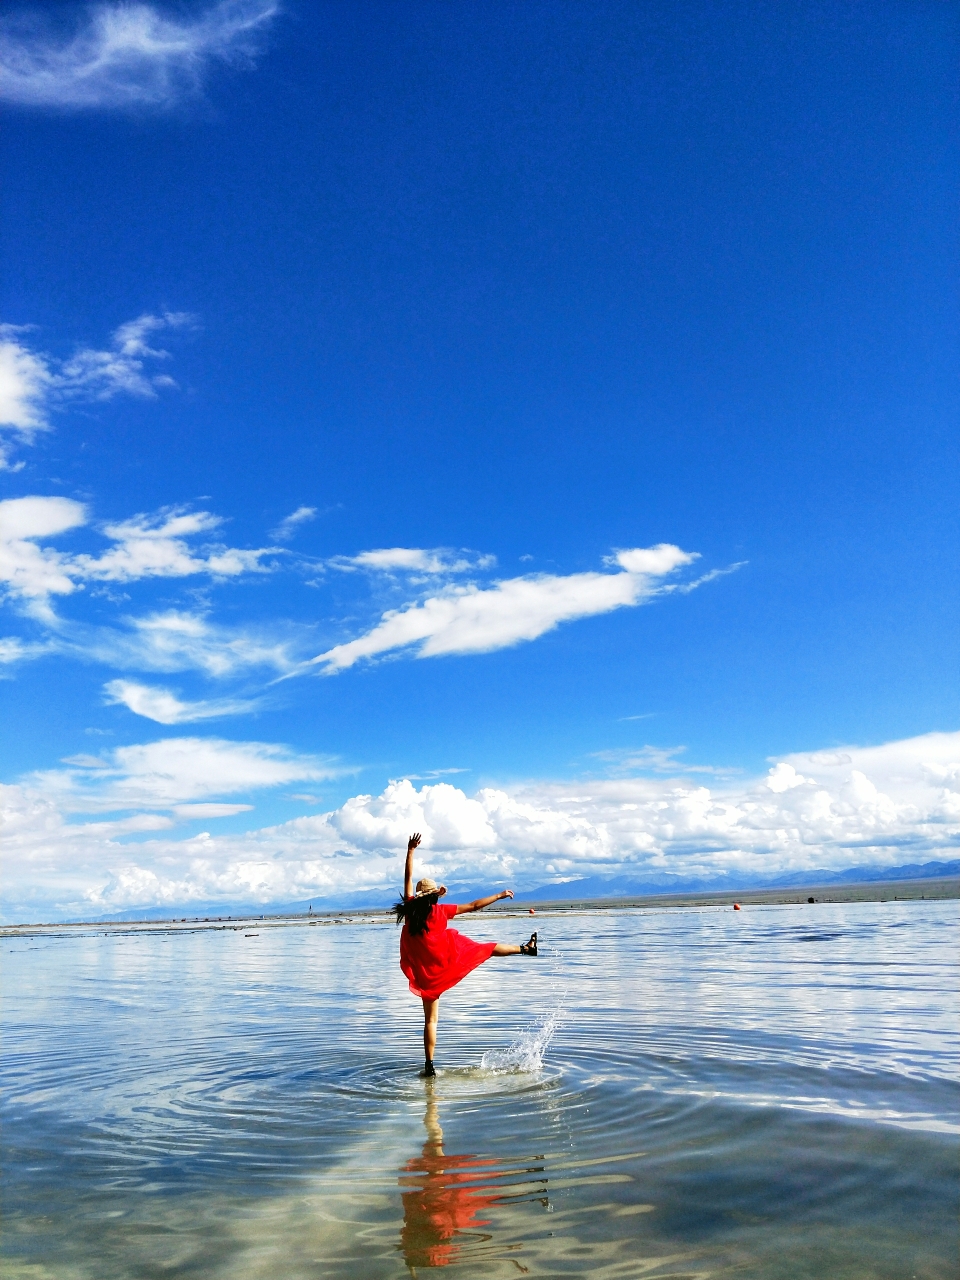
1, 0, 957, 921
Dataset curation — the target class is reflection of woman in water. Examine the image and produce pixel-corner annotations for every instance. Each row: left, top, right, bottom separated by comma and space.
395, 833, 538, 1076
398, 1088, 502, 1270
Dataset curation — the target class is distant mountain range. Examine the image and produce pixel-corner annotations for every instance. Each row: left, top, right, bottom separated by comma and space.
85, 857, 959, 922
510, 858, 960, 903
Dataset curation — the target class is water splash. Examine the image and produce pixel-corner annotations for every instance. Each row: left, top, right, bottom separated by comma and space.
480, 1004, 563, 1073
479, 933, 567, 1073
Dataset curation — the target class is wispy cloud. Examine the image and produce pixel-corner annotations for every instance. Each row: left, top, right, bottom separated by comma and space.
308, 544, 705, 673
0, 0, 280, 111
403, 767, 470, 781
675, 562, 747, 593
28, 735, 338, 813
270, 506, 317, 542
328, 546, 496, 576
1, 604, 300, 680
0, 497, 279, 619
106, 610, 296, 677
0, 634, 55, 667
591, 744, 737, 776
0, 325, 52, 465
57, 311, 194, 397
103, 678, 260, 724
0, 313, 192, 468
0, 516, 740, 696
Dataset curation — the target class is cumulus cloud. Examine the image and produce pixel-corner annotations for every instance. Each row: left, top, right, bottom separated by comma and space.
103, 678, 259, 724
3, 731, 957, 922
0, 496, 87, 609
0, 0, 279, 110
765, 761, 809, 793
309, 544, 701, 673
76, 509, 273, 582
0, 314, 192, 467
0, 497, 278, 619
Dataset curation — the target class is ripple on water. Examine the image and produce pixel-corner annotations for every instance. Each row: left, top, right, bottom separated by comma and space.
1, 902, 958, 1279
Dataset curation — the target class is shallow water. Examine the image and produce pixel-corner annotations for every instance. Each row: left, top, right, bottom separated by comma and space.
2, 900, 958, 1278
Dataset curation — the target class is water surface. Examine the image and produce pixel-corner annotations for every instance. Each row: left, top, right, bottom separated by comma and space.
3, 900, 957, 1277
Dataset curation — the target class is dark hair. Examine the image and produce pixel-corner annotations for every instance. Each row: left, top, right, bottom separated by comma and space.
393, 892, 440, 935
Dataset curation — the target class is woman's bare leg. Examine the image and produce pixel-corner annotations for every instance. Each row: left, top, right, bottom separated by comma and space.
493, 933, 538, 956
422, 997, 440, 1063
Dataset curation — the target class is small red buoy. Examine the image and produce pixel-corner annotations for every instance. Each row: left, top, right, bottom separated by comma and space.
733, 903, 741, 910
529, 907, 536, 915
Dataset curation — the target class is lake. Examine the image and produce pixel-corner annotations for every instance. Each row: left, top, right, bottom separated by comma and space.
2, 899, 957, 1278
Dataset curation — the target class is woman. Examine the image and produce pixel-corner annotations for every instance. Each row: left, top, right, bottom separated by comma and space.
395, 833, 538, 1076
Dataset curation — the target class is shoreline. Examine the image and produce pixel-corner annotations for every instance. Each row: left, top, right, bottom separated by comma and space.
3, 874, 956, 939
509, 873, 959, 913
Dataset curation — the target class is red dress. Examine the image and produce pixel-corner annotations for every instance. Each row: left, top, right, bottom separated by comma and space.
400, 902, 496, 1000
399, 1149, 500, 1267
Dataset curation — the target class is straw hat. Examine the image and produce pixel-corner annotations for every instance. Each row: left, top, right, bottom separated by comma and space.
413, 878, 447, 899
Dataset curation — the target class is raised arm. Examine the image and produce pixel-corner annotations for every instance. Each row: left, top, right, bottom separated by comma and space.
455, 889, 514, 915
403, 832, 421, 901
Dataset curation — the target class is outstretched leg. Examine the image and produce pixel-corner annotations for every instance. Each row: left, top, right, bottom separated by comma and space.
422, 997, 440, 1073
493, 932, 538, 957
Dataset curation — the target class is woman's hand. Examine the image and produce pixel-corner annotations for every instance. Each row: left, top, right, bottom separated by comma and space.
404, 833, 421, 901
457, 887, 514, 916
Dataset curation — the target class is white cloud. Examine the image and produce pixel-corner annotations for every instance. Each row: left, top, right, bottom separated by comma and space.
173, 803, 253, 818
28, 735, 339, 812
229, 729, 960, 880
109, 610, 295, 677
329, 547, 496, 575
0, 497, 278, 619
592, 744, 734, 776
0, 314, 192, 467
270, 506, 317, 541
77, 509, 273, 582
0, 496, 88, 612
1, 607, 298, 679
0, 635, 52, 665
3, 730, 956, 922
309, 544, 700, 673
0, 515, 732, 685
57, 310, 193, 398
607, 546, 694, 575
103, 678, 259, 724
0, 0, 279, 110
765, 761, 809, 793
0, 325, 52, 466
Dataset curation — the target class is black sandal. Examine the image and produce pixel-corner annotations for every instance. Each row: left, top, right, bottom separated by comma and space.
520, 931, 538, 956
421, 1059, 436, 1077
